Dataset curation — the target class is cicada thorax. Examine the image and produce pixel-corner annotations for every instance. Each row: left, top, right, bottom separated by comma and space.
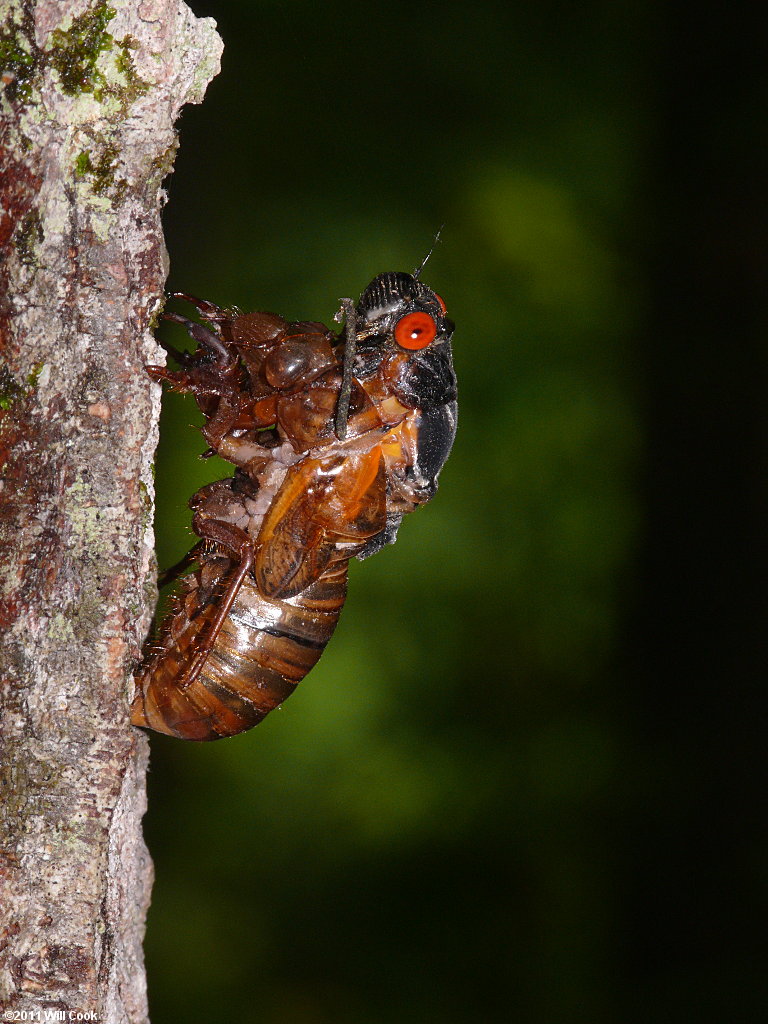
132, 271, 457, 741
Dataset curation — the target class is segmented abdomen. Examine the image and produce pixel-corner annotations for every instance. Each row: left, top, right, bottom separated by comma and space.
131, 560, 348, 740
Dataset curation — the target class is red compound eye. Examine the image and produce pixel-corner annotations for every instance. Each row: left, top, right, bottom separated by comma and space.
434, 293, 447, 314
394, 311, 437, 350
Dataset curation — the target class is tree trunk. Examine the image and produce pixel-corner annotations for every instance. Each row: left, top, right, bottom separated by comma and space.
0, 2, 222, 1019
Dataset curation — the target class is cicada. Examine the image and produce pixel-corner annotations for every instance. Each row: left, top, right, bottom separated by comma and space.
131, 269, 457, 740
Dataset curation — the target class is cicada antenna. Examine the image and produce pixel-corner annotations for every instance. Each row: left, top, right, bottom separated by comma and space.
334, 297, 357, 441
413, 224, 445, 280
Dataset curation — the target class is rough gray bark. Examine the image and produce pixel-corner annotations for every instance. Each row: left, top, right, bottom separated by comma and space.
0, 1, 222, 1019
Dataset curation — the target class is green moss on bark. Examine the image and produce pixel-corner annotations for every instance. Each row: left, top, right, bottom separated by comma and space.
0, 363, 43, 410
13, 208, 43, 265
47, 2, 116, 97
0, 1, 38, 103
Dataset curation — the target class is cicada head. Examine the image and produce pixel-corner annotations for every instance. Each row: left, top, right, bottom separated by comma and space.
348, 270, 458, 513
353, 271, 456, 400
352, 271, 456, 411
355, 272, 453, 346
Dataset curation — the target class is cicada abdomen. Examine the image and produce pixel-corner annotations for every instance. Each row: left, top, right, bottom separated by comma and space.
132, 555, 348, 740
132, 269, 457, 741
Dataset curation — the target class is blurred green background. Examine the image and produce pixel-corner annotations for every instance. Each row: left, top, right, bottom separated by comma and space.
143, 1, 768, 1021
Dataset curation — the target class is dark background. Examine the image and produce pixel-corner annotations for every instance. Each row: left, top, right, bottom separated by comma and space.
143, 1, 768, 1021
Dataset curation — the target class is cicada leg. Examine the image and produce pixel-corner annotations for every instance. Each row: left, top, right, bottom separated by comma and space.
169, 292, 231, 324
163, 518, 254, 692
157, 541, 204, 590
161, 311, 233, 364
